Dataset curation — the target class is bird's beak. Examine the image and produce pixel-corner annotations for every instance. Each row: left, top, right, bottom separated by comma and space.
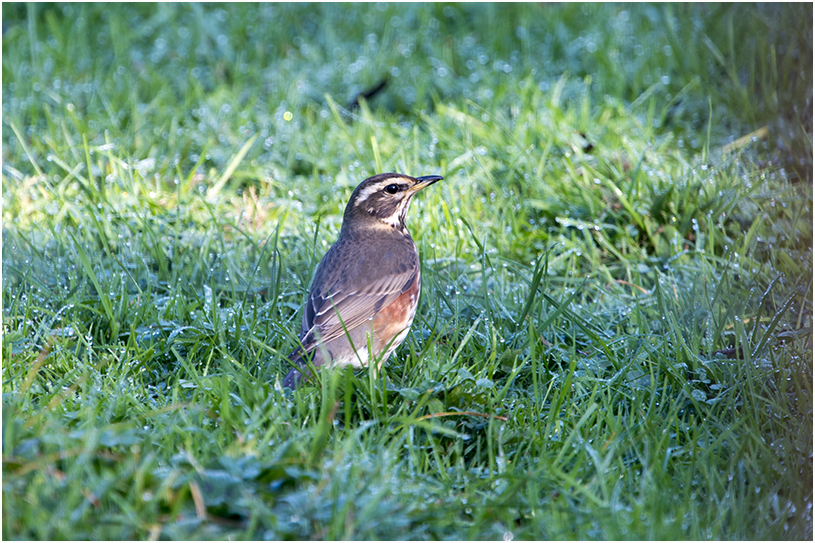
409, 175, 444, 193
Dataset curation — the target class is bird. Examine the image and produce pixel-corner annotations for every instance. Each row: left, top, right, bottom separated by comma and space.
282, 172, 443, 389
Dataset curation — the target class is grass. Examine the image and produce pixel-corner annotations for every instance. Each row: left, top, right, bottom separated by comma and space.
2, 2, 812, 539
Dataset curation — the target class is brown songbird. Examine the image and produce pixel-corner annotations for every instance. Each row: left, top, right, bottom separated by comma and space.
282, 172, 443, 388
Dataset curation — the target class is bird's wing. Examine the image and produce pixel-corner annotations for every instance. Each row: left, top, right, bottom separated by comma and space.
299, 243, 418, 351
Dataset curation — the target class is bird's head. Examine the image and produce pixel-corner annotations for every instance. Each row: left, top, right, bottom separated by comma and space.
342, 173, 443, 233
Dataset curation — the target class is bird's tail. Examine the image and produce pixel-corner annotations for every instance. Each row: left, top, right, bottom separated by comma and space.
281, 366, 303, 389
281, 349, 311, 389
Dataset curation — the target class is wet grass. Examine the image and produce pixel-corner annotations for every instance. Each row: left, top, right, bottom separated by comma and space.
2, 3, 813, 540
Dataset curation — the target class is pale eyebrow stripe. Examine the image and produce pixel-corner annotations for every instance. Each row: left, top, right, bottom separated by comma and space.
355, 178, 413, 204
354, 183, 382, 204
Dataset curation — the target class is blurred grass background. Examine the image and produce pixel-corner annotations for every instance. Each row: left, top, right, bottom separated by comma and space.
2, 2, 812, 539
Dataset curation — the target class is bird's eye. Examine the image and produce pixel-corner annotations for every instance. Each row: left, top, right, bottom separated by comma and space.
384, 184, 400, 194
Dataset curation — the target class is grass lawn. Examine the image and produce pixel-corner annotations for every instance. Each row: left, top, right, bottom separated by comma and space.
2, 3, 812, 539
